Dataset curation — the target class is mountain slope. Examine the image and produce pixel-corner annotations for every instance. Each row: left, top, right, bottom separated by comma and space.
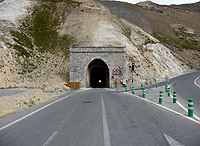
100, 1, 200, 70
0, 0, 192, 88
170, 1, 200, 13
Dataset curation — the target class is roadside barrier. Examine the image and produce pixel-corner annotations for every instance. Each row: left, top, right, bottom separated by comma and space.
125, 85, 128, 92
165, 82, 168, 91
173, 91, 177, 103
130, 84, 132, 89
143, 88, 146, 98
111, 84, 113, 89
141, 83, 143, 89
188, 99, 193, 117
150, 81, 152, 85
159, 91, 163, 104
167, 88, 170, 97
116, 86, 118, 91
132, 87, 135, 94
156, 82, 158, 88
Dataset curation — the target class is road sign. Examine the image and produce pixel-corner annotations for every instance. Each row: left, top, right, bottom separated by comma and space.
119, 65, 123, 70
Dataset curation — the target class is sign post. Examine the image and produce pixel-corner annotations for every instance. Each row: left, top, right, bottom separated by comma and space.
132, 63, 134, 89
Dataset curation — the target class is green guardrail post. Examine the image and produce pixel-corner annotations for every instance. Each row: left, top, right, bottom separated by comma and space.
165, 82, 168, 90
167, 88, 170, 97
132, 87, 135, 94
156, 82, 158, 88
188, 99, 193, 117
173, 91, 177, 103
125, 85, 128, 92
166, 86, 168, 93
150, 81, 152, 85
159, 91, 163, 104
116, 86, 118, 91
143, 88, 146, 98
130, 84, 132, 89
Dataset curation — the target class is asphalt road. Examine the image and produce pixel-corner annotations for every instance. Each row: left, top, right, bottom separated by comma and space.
0, 86, 200, 146
169, 71, 200, 117
124, 71, 200, 119
0, 88, 29, 97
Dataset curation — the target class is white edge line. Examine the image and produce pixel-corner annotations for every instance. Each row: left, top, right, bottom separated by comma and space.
43, 131, 58, 146
169, 82, 200, 122
101, 95, 111, 146
194, 76, 200, 88
122, 92, 200, 125
0, 90, 85, 131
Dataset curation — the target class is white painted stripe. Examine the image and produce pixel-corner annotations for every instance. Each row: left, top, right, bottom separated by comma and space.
194, 76, 200, 88
101, 96, 111, 146
164, 133, 184, 146
188, 102, 193, 105
122, 92, 200, 125
0, 90, 87, 131
43, 132, 58, 146
188, 107, 193, 110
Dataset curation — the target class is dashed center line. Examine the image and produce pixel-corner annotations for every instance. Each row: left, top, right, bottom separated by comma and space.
43, 132, 58, 146
101, 95, 111, 146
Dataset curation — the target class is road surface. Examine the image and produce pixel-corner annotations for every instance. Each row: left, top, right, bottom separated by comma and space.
0, 84, 200, 146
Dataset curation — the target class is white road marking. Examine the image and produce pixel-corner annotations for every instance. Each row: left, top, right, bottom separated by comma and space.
123, 92, 200, 125
43, 132, 58, 146
164, 133, 184, 146
169, 83, 200, 122
194, 76, 200, 88
101, 95, 111, 146
0, 90, 87, 131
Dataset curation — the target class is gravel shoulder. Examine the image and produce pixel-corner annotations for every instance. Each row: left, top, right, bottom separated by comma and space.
0, 89, 53, 118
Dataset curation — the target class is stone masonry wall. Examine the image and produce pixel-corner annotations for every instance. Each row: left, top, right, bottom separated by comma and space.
70, 47, 126, 87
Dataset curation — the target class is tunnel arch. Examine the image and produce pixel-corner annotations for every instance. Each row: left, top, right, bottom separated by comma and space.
87, 59, 109, 88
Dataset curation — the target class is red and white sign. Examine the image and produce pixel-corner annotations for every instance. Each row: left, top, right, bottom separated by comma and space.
113, 66, 123, 75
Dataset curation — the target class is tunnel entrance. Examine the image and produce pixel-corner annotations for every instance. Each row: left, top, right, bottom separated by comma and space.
87, 59, 109, 88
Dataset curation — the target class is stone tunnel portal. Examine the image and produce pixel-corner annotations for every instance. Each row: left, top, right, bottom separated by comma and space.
87, 59, 109, 88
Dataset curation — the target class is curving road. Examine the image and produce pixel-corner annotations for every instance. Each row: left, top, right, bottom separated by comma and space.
169, 71, 200, 118
0, 82, 200, 146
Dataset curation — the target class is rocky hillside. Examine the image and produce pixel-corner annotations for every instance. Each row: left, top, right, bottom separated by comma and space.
101, 1, 200, 70
0, 0, 194, 88
170, 1, 200, 13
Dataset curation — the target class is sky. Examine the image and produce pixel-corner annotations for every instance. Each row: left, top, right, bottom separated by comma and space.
110, 0, 200, 5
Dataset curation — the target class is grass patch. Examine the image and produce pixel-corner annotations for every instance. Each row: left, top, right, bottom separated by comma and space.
7, 43, 31, 57
8, 0, 80, 74
153, 33, 200, 50
11, 31, 33, 49
22, 0, 80, 56
122, 26, 131, 39
10, 0, 80, 58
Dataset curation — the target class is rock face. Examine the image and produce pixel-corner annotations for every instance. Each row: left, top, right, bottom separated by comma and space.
0, 0, 194, 88
0, 89, 52, 118
59, 0, 189, 86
